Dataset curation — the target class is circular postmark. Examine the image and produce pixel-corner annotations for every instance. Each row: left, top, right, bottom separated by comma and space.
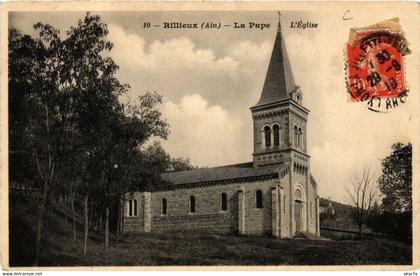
346, 27, 410, 112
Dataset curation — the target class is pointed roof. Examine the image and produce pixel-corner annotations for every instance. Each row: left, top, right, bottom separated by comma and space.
256, 14, 296, 106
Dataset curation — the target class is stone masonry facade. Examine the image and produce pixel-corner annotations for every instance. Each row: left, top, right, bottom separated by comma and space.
124, 163, 319, 238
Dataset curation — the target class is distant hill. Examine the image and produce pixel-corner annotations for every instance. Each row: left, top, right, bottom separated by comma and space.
319, 197, 361, 232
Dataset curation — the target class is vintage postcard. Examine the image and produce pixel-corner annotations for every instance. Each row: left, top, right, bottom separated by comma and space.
0, 1, 419, 271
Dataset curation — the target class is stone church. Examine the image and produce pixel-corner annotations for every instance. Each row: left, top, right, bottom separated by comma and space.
124, 19, 320, 238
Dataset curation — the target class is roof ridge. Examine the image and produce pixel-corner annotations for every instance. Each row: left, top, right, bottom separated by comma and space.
162, 161, 254, 175
161, 164, 286, 186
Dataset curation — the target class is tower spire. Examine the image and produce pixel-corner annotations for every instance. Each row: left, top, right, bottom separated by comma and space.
255, 12, 296, 106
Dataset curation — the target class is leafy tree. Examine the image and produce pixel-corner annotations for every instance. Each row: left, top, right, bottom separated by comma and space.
105, 93, 169, 242
9, 13, 172, 262
9, 23, 81, 265
366, 143, 413, 243
8, 30, 42, 187
367, 208, 412, 244
378, 143, 412, 212
138, 141, 171, 189
170, 157, 197, 171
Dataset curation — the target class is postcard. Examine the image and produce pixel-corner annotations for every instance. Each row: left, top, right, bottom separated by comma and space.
1, 1, 418, 271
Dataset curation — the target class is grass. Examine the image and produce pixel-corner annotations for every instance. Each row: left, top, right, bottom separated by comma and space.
9, 198, 412, 266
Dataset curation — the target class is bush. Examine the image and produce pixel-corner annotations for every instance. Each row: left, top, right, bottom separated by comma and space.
367, 211, 412, 244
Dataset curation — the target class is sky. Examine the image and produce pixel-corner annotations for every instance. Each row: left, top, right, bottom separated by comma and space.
9, 7, 418, 204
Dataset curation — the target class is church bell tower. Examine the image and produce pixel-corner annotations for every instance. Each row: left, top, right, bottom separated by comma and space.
251, 14, 310, 168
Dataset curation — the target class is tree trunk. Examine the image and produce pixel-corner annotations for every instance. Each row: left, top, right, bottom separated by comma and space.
121, 207, 124, 236
70, 184, 76, 241
33, 180, 48, 266
64, 191, 68, 225
33, 200, 45, 266
116, 199, 121, 242
358, 224, 363, 240
99, 212, 103, 230
83, 194, 89, 255
32, 104, 56, 266
89, 203, 95, 230
105, 207, 109, 249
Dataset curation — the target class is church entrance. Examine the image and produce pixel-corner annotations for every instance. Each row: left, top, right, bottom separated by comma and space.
294, 200, 303, 232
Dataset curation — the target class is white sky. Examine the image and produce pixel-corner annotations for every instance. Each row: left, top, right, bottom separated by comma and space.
9, 7, 418, 204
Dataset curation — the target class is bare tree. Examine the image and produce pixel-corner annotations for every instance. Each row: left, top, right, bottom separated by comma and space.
347, 167, 381, 240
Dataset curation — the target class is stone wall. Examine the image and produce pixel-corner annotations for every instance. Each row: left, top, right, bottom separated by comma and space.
151, 178, 277, 235
123, 167, 318, 238
123, 191, 144, 232
124, 178, 283, 235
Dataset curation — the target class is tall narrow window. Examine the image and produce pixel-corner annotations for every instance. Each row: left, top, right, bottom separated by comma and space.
283, 195, 286, 213
221, 193, 228, 211
264, 126, 271, 148
129, 200, 133, 217
162, 198, 167, 215
189, 196, 195, 213
294, 126, 298, 147
310, 201, 313, 218
256, 190, 263, 209
273, 124, 280, 147
298, 127, 303, 148
133, 199, 138, 216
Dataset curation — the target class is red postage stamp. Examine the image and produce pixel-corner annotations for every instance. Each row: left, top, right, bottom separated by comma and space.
345, 18, 411, 112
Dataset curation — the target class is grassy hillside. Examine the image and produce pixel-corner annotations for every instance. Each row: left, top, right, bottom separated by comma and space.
9, 198, 412, 266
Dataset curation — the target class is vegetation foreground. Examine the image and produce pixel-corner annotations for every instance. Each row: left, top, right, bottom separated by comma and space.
10, 200, 412, 266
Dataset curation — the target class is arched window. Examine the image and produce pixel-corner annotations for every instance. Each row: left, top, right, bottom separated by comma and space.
264, 126, 271, 148
295, 188, 303, 201
161, 198, 167, 215
294, 126, 298, 147
189, 196, 195, 213
273, 124, 280, 147
128, 199, 137, 217
298, 127, 303, 148
128, 200, 133, 217
221, 193, 228, 211
256, 190, 263, 209
133, 199, 138, 216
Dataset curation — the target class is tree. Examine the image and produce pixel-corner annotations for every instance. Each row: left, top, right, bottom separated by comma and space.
8, 30, 42, 188
138, 141, 171, 189
104, 93, 169, 243
347, 167, 380, 239
9, 24, 80, 265
367, 143, 413, 243
9, 13, 130, 261
9, 13, 172, 263
170, 157, 197, 171
378, 143, 412, 212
